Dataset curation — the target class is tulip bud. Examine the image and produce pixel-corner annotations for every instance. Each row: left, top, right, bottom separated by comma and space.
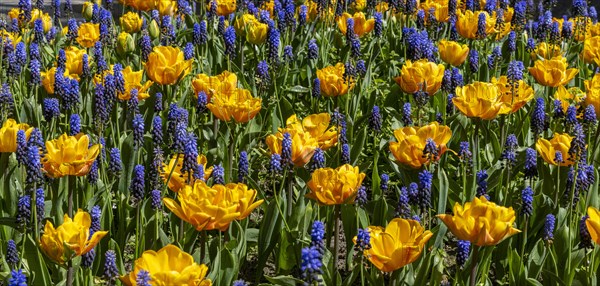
117, 32, 135, 55
148, 20, 160, 39
82, 2, 94, 21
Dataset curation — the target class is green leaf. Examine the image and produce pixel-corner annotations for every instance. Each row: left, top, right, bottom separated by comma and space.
286, 85, 310, 93
263, 275, 305, 286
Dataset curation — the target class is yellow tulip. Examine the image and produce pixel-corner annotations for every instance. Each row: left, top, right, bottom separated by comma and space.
76, 23, 100, 48
536, 133, 574, 166
207, 88, 262, 123
157, 0, 178, 16
583, 36, 600, 66
317, 63, 354, 97
285, 113, 338, 150
336, 12, 375, 37
394, 59, 445, 95
62, 46, 87, 76
209, 0, 237, 16
438, 40, 469, 66
192, 71, 238, 101
350, 0, 366, 11
585, 73, 600, 117
555, 85, 585, 113
144, 46, 193, 85
234, 14, 268, 45
120, 245, 212, 286
41, 67, 75, 94
0, 119, 33, 153
453, 82, 505, 120
0, 30, 21, 48
389, 122, 452, 169
456, 10, 497, 39
42, 133, 101, 178
118, 66, 154, 101
438, 196, 521, 246
572, 17, 600, 41
421, 0, 449, 22
163, 181, 264, 231
9, 8, 52, 32
493, 76, 534, 114
354, 218, 432, 272
39, 210, 108, 265
528, 56, 579, 87
161, 154, 213, 193
120, 11, 143, 33
266, 130, 318, 167
119, 0, 156, 11
586, 207, 600, 245
307, 164, 366, 205
530, 42, 562, 59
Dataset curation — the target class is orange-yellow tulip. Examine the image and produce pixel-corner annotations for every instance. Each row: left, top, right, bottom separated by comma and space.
336, 12, 375, 37
354, 218, 432, 272
317, 63, 354, 97
163, 181, 263, 231
39, 210, 108, 265
120, 245, 212, 286
207, 88, 262, 123
208, 0, 236, 16
119, 66, 154, 101
389, 122, 451, 169
0, 119, 33, 153
144, 46, 193, 85
493, 76, 534, 113
453, 82, 505, 120
421, 0, 450, 22
530, 42, 562, 59
394, 59, 445, 95
585, 73, 600, 117
307, 164, 366, 205
528, 57, 579, 87
234, 14, 268, 45
555, 85, 585, 113
63, 46, 87, 76
438, 196, 521, 246
456, 10, 497, 39
438, 40, 469, 66
161, 154, 213, 193
42, 133, 101, 178
120, 11, 143, 33
586, 207, 600, 245
192, 71, 238, 102
41, 67, 77, 94
76, 23, 100, 48
536, 133, 574, 166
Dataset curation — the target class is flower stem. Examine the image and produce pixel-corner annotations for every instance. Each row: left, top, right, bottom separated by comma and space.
68, 176, 75, 217
470, 246, 480, 286
66, 261, 74, 286
333, 204, 341, 286
286, 175, 294, 217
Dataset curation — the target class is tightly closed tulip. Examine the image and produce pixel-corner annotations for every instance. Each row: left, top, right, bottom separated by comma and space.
144, 46, 193, 85
120, 245, 212, 286
438, 196, 521, 246
163, 181, 263, 231
76, 23, 100, 48
42, 133, 101, 178
389, 122, 452, 169
63, 46, 87, 76
530, 42, 562, 59
307, 164, 366, 205
528, 57, 579, 87
583, 36, 600, 66
119, 66, 154, 101
438, 40, 469, 66
39, 210, 108, 264
536, 133, 574, 166
207, 88, 262, 123
210, 0, 237, 16
41, 67, 75, 94
336, 12, 375, 37
317, 63, 354, 97
585, 73, 600, 117
586, 207, 600, 245
456, 10, 497, 39
493, 76, 534, 113
116, 32, 135, 55
234, 14, 268, 45
161, 154, 213, 193
354, 218, 432, 272
555, 86, 585, 113
192, 71, 238, 102
0, 119, 33, 153
394, 59, 445, 95
120, 11, 143, 33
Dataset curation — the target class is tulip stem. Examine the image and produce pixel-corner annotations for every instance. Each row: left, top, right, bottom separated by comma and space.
66, 261, 74, 286
286, 175, 294, 217
333, 204, 341, 286
68, 176, 75, 217
470, 246, 480, 286
200, 230, 207, 263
